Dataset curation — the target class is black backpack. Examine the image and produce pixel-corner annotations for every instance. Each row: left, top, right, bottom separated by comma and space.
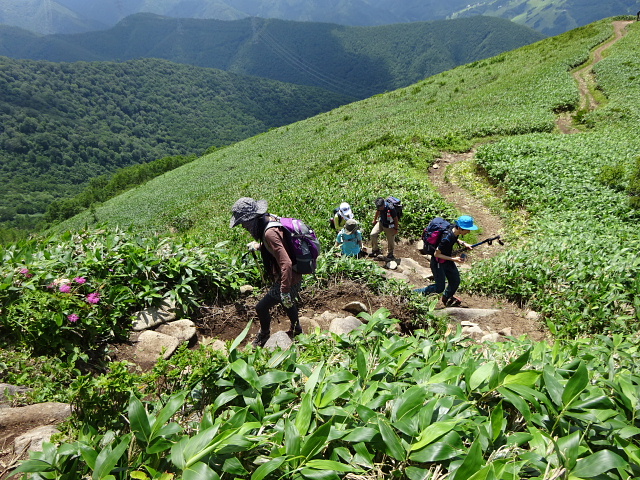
420, 217, 452, 255
385, 196, 403, 219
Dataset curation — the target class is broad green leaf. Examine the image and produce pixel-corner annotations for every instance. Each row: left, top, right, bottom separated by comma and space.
342, 426, 378, 443
284, 419, 301, 458
556, 431, 580, 471
223, 456, 249, 475
469, 361, 497, 391
377, 418, 406, 461
490, 401, 504, 442
210, 389, 238, 415
10, 459, 55, 475
571, 450, 628, 478
182, 461, 220, 480
409, 442, 458, 463
392, 385, 426, 422
356, 346, 368, 381
251, 456, 286, 480
425, 366, 464, 385
499, 349, 531, 381
295, 392, 313, 437
305, 361, 325, 394
405, 466, 432, 480
301, 421, 332, 459
411, 421, 458, 451
450, 438, 485, 480
150, 392, 186, 437
498, 387, 532, 422
543, 365, 564, 406
503, 371, 540, 388
230, 359, 261, 391
304, 459, 360, 472
229, 319, 252, 354
258, 370, 295, 387
93, 434, 131, 480
129, 394, 151, 445
315, 382, 353, 408
562, 363, 589, 407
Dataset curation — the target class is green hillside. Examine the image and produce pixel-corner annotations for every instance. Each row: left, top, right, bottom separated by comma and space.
0, 56, 353, 231
0, 14, 546, 98
2, 18, 640, 480
56, 18, 640, 337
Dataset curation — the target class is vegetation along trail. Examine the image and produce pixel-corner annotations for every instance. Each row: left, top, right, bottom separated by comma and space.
423, 19, 633, 336
558, 19, 632, 133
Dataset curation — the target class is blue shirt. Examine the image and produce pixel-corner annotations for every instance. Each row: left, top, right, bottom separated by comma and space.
336, 230, 362, 256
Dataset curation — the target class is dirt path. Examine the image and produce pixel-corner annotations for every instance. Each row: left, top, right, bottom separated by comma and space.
557, 20, 632, 133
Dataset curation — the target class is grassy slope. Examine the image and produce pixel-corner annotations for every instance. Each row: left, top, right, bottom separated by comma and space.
57, 21, 608, 244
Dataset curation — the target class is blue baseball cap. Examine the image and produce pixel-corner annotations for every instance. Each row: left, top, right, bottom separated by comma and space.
456, 215, 478, 231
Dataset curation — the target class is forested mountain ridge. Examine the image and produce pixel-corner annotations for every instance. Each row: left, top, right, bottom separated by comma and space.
0, 0, 637, 35
0, 14, 546, 98
0, 56, 353, 231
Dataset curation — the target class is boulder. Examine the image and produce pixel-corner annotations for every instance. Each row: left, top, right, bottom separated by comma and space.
0, 402, 71, 428
133, 330, 181, 364
343, 301, 368, 315
264, 331, 294, 350
14, 425, 60, 454
156, 319, 197, 343
132, 299, 177, 331
329, 316, 363, 335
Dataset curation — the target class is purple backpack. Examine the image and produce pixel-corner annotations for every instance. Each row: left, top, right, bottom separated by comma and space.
421, 217, 452, 256
275, 217, 321, 274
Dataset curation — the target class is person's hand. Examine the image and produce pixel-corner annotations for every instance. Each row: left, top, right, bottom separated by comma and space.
281, 292, 294, 309
247, 241, 260, 252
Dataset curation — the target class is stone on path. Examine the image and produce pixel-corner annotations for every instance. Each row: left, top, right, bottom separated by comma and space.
134, 330, 181, 364
156, 319, 197, 343
329, 316, 363, 335
343, 301, 368, 315
132, 299, 177, 331
436, 307, 501, 323
264, 331, 293, 350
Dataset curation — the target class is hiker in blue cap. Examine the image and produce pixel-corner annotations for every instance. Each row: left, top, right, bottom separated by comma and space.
414, 215, 478, 307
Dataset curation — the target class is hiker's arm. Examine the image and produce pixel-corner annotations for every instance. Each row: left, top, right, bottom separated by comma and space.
372, 211, 380, 224
434, 249, 464, 263
457, 238, 472, 249
264, 228, 296, 293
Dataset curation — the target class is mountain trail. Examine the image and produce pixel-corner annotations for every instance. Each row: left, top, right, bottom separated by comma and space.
557, 19, 633, 133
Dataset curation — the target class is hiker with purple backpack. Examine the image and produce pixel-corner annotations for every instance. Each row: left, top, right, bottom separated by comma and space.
231, 197, 314, 347
414, 215, 478, 307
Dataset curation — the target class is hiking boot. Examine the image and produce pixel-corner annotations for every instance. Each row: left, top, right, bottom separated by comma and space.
443, 295, 462, 307
368, 250, 381, 257
251, 331, 270, 347
386, 253, 396, 260
287, 324, 303, 339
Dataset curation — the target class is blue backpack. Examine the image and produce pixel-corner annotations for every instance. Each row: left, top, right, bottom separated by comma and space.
421, 217, 451, 255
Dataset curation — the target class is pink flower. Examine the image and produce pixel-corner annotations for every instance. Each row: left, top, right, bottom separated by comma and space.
59, 284, 72, 293
74, 277, 86, 284
20, 268, 29, 275
67, 314, 79, 323
86, 292, 100, 304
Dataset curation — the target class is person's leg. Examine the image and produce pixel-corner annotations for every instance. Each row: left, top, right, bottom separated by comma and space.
383, 226, 396, 257
285, 283, 302, 335
414, 258, 446, 295
369, 222, 382, 254
442, 263, 461, 305
254, 286, 280, 345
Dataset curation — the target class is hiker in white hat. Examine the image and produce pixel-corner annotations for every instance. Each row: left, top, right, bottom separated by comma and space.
329, 202, 354, 231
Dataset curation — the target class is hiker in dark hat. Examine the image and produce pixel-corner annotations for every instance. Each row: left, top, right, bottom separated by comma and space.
414, 215, 478, 307
369, 197, 399, 259
230, 197, 302, 347
335, 219, 364, 257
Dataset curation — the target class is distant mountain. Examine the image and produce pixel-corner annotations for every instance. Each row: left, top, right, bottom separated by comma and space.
0, 14, 546, 99
0, 56, 353, 229
0, 0, 637, 35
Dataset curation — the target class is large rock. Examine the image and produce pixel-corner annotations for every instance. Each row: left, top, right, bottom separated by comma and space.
133, 330, 181, 365
132, 299, 177, 331
0, 402, 71, 428
264, 331, 293, 350
14, 425, 60, 454
329, 316, 363, 335
435, 308, 500, 323
156, 319, 197, 343
343, 301, 368, 315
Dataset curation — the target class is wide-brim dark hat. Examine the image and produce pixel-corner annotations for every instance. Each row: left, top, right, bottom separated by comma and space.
230, 197, 268, 227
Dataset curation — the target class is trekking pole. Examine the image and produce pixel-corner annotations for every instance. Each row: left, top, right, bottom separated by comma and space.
457, 235, 504, 260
